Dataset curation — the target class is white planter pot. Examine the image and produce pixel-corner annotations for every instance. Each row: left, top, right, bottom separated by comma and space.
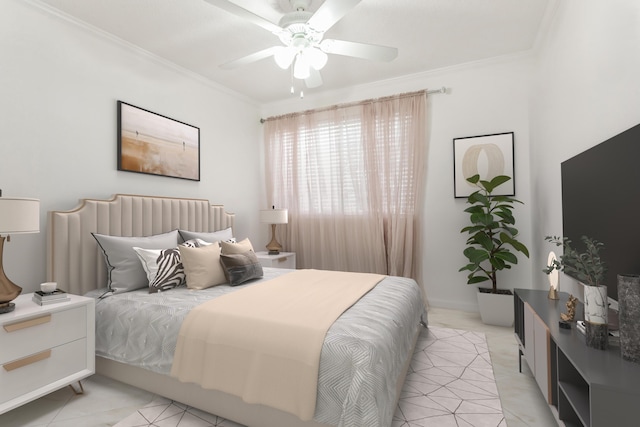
583, 284, 609, 349
477, 290, 514, 327
584, 285, 608, 325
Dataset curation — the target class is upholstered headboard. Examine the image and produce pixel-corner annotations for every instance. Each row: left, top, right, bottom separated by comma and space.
47, 194, 234, 295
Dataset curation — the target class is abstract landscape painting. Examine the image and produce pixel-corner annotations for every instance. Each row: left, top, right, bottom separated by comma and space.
118, 101, 200, 181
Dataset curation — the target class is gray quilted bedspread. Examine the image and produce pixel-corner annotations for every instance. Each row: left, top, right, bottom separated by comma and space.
86, 268, 424, 427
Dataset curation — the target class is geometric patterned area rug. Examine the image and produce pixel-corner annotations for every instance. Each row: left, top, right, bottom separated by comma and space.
115, 327, 505, 427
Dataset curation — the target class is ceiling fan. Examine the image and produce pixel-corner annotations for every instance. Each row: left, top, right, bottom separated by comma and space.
203, 0, 398, 89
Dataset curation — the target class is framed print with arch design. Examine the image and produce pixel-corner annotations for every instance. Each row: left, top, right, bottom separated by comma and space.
453, 132, 515, 198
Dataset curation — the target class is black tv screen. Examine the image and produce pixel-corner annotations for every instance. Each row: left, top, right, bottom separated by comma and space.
561, 122, 640, 301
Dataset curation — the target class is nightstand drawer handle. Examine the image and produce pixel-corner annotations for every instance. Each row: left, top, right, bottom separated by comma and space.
3, 314, 52, 333
3, 350, 52, 372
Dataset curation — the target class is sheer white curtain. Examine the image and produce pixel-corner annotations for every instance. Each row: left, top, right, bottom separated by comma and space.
264, 91, 427, 279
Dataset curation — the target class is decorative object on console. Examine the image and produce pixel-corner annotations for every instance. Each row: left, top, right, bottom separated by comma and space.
117, 101, 200, 181
459, 174, 529, 326
545, 251, 559, 299
617, 273, 640, 363
560, 294, 577, 322
545, 235, 608, 349
260, 207, 288, 255
0, 193, 40, 314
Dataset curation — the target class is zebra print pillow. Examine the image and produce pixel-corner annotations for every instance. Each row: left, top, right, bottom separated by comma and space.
133, 239, 201, 293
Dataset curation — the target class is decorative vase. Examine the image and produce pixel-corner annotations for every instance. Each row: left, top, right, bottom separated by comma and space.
617, 274, 640, 363
583, 284, 608, 350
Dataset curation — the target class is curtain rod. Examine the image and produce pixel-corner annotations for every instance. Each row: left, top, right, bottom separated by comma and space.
260, 87, 448, 124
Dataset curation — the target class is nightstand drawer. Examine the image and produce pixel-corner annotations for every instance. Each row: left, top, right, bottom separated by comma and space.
0, 338, 88, 403
255, 251, 296, 269
0, 306, 87, 364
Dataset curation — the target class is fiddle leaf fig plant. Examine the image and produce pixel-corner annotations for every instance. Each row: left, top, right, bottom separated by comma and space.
544, 235, 606, 287
459, 174, 530, 293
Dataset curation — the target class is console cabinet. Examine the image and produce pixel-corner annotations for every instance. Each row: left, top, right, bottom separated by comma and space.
514, 289, 640, 427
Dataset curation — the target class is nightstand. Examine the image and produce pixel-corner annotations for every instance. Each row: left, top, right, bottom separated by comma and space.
0, 293, 95, 414
255, 251, 296, 269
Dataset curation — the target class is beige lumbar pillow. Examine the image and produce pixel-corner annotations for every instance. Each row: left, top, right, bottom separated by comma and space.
179, 243, 227, 290
220, 237, 254, 255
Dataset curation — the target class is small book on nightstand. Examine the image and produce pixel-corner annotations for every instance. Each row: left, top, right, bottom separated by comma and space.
32, 290, 70, 305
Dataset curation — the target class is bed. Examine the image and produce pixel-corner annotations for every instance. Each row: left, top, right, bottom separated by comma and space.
47, 194, 425, 427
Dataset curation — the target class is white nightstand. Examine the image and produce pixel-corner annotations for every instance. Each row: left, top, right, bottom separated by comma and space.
255, 251, 296, 269
0, 293, 95, 414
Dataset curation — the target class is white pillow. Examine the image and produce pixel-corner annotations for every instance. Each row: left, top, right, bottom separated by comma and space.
179, 243, 227, 290
178, 228, 234, 244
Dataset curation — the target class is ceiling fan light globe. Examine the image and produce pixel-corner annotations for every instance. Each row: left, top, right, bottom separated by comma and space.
307, 48, 328, 70
293, 54, 310, 79
274, 46, 296, 69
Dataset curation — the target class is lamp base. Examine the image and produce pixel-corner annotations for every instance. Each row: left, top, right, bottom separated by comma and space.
0, 236, 22, 309
0, 302, 16, 314
265, 224, 283, 255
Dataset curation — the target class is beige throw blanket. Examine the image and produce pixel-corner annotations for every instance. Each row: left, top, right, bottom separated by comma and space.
170, 269, 384, 421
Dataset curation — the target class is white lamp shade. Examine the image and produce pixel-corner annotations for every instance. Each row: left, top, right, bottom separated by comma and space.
293, 54, 310, 79
0, 198, 40, 234
274, 46, 297, 69
260, 209, 288, 225
307, 47, 328, 70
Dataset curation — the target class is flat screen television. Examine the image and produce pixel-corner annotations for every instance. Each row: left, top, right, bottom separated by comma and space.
561, 122, 640, 301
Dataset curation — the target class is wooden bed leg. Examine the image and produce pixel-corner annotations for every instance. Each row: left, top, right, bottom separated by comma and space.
419, 313, 428, 328
68, 381, 84, 395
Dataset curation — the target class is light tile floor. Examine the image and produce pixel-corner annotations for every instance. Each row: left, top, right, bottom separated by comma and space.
0, 307, 557, 427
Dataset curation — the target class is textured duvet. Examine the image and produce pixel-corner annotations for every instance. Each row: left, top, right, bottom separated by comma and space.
87, 268, 425, 427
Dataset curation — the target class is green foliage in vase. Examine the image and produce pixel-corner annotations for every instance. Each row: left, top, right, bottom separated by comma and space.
544, 235, 607, 287
459, 174, 530, 293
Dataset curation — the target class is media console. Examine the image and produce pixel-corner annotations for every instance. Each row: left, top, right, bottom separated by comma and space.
514, 289, 640, 427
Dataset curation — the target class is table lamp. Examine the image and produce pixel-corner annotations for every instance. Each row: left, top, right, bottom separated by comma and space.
259, 207, 288, 255
547, 251, 559, 300
0, 193, 40, 314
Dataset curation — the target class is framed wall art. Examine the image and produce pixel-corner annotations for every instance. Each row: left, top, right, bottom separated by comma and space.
117, 101, 200, 181
453, 132, 514, 198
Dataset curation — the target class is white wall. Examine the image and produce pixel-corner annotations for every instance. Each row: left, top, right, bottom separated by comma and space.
0, 0, 263, 293
261, 55, 535, 312
530, 0, 640, 300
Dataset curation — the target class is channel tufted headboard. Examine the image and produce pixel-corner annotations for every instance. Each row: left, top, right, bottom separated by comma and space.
47, 194, 234, 295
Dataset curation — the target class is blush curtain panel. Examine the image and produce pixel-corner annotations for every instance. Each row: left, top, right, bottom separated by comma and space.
263, 91, 427, 281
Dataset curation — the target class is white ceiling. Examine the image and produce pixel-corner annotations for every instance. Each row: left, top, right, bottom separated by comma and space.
35, 0, 552, 104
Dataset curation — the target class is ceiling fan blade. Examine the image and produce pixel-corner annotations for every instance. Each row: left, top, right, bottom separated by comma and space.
321, 39, 398, 62
305, 68, 323, 88
220, 46, 279, 69
202, 0, 283, 34
307, 0, 363, 33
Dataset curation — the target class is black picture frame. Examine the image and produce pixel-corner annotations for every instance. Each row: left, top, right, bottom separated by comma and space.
453, 132, 515, 198
117, 101, 200, 181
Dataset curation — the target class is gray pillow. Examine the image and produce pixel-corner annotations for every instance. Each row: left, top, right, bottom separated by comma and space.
178, 227, 233, 244
92, 230, 180, 294
219, 250, 263, 286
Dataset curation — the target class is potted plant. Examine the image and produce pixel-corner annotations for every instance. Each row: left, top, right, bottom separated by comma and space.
459, 174, 529, 326
544, 235, 609, 349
